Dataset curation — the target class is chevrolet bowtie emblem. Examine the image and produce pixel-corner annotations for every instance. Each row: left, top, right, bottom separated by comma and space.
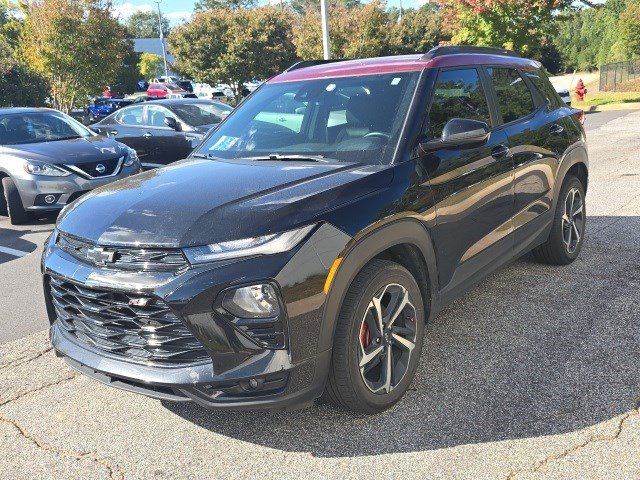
86, 247, 116, 265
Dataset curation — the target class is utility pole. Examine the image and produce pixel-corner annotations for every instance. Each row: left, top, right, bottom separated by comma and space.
155, 1, 169, 77
320, 0, 330, 60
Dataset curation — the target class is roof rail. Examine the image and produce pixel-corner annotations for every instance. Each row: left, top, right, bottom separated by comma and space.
285, 59, 348, 72
421, 46, 521, 60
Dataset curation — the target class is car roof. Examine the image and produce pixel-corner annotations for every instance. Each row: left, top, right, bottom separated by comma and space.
269, 50, 541, 84
0, 107, 57, 115
125, 98, 232, 109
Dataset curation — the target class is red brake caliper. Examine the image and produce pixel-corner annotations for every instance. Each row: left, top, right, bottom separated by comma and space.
359, 321, 370, 349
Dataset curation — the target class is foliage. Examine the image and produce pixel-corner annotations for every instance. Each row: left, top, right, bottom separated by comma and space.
619, 2, 640, 59
288, 0, 361, 16
388, 5, 445, 55
0, 34, 50, 107
169, 7, 296, 97
125, 10, 171, 38
138, 52, 165, 79
195, 0, 257, 10
21, 0, 134, 112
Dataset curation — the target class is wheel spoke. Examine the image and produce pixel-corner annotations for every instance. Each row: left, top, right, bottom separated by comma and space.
392, 333, 415, 352
572, 200, 583, 218
572, 222, 581, 243
359, 344, 383, 369
387, 289, 409, 328
383, 344, 392, 393
369, 297, 384, 335
564, 224, 572, 250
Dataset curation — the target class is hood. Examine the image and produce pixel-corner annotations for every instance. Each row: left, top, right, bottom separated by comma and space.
57, 158, 393, 248
1, 136, 127, 165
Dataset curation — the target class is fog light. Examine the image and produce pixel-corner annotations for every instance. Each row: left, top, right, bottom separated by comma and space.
222, 284, 280, 319
44, 195, 56, 204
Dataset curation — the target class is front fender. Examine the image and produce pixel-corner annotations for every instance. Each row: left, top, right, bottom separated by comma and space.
318, 217, 439, 352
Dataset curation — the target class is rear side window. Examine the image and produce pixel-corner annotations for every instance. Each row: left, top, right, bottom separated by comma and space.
487, 67, 536, 124
524, 69, 564, 109
426, 68, 491, 140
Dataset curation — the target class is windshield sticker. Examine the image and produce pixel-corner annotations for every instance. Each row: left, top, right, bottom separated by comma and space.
209, 135, 239, 151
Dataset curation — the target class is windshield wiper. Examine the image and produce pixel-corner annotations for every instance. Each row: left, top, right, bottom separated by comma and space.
246, 154, 329, 163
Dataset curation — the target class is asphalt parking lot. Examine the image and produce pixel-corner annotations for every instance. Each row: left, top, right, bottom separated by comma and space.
1, 108, 639, 479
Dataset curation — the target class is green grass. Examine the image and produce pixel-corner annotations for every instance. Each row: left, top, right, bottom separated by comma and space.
573, 91, 640, 107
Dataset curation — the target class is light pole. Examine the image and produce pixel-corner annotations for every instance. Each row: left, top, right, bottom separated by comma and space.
320, 0, 330, 60
155, 0, 169, 77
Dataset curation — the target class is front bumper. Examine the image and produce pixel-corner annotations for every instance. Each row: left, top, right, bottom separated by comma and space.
43, 224, 351, 410
13, 164, 141, 211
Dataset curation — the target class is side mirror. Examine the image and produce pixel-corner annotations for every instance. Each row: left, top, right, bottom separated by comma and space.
294, 106, 307, 115
164, 117, 181, 131
421, 118, 490, 151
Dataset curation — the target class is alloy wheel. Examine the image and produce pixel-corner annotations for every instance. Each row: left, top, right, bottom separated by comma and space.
561, 187, 584, 254
358, 283, 417, 394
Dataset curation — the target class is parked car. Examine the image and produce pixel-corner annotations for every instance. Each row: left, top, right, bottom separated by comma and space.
43, 46, 588, 413
91, 99, 232, 169
0, 108, 141, 224
556, 87, 572, 106
147, 83, 187, 99
86, 98, 132, 123
176, 79, 194, 93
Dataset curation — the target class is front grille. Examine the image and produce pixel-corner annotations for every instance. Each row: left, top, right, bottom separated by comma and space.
66, 157, 122, 178
49, 276, 209, 365
57, 232, 188, 272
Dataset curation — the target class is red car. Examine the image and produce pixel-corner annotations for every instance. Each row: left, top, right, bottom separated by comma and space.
147, 83, 187, 99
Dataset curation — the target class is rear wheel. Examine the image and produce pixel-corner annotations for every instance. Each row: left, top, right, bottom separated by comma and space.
2, 177, 30, 225
324, 259, 425, 414
532, 175, 585, 265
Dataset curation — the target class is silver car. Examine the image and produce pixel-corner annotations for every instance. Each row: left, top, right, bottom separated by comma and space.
0, 108, 142, 224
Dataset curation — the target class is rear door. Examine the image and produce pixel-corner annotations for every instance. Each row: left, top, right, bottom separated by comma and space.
420, 67, 515, 297
484, 66, 566, 252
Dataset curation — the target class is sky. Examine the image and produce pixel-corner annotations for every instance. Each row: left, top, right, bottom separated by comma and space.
112, 0, 427, 26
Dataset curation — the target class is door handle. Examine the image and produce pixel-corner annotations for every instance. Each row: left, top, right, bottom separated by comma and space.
550, 124, 564, 135
108, 130, 118, 136
143, 132, 153, 139
491, 144, 510, 159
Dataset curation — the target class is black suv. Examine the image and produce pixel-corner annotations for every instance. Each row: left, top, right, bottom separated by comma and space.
42, 47, 588, 414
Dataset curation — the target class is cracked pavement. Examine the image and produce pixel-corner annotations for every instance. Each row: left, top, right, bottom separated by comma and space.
1, 109, 640, 479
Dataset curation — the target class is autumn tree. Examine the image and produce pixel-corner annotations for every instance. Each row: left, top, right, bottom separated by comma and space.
195, 0, 257, 10
138, 52, 165, 79
169, 7, 296, 98
619, 1, 640, 60
389, 5, 446, 55
22, 0, 134, 111
125, 10, 171, 38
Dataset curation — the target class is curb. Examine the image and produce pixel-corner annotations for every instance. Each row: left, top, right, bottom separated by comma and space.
582, 102, 640, 112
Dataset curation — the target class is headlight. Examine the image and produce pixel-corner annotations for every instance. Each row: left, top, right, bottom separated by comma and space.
222, 284, 280, 318
24, 161, 70, 177
124, 148, 139, 167
183, 224, 315, 264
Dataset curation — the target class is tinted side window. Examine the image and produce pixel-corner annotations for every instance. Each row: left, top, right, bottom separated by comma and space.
426, 68, 491, 139
115, 106, 144, 126
487, 67, 536, 124
145, 106, 173, 128
524, 69, 564, 109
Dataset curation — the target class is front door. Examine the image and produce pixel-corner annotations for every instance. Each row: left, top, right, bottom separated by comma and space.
143, 105, 193, 167
419, 67, 515, 298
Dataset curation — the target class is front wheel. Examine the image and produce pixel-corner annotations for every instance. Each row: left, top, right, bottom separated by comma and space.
323, 259, 425, 414
532, 175, 586, 265
2, 177, 30, 225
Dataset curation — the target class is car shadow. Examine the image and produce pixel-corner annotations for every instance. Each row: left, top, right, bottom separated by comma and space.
164, 215, 640, 457
0, 213, 56, 265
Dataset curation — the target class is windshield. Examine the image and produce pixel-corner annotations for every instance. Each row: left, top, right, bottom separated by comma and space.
195, 72, 420, 164
0, 111, 94, 146
172, 102, 233, 127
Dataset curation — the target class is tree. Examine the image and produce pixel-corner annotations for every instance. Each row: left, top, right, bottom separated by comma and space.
0, 36, 50, 107
138, 52, 164, 79
389, 5, 445, 55
619, 2, 640, 60
169, 7, 297, 98
125, 10, 170, 38
22, 0, 134, 111
288, 0, 361, 16
195, 0, 257, 10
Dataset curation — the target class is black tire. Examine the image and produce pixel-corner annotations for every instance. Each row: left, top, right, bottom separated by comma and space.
2, 177, 30, 225
0, 178, 7, 216
323, 259, 425, 414
532, 175, 586, 265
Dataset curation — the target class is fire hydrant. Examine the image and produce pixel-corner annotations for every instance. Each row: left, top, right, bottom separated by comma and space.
575, 79, 587, 102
